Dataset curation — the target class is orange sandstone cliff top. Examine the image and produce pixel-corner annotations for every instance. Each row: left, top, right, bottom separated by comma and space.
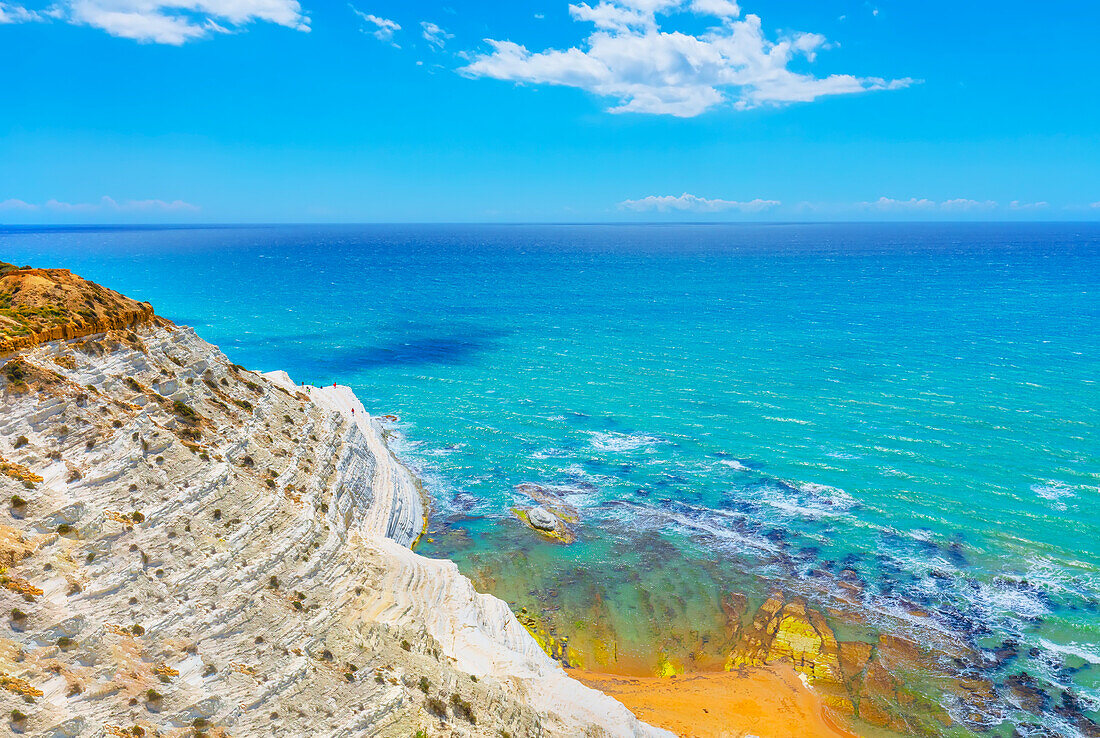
0, 261, 166, 354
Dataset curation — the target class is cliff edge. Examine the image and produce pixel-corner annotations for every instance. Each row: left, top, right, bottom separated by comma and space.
0, 264, 669, 737
0, 262, 165, 355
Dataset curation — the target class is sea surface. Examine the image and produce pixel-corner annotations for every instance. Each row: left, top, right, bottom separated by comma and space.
2, 223, 1098, 736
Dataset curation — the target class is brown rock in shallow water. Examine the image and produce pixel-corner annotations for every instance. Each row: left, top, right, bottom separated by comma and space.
838, 640, 873, 683
725, 594, 853, 712
513, 506, 575, 543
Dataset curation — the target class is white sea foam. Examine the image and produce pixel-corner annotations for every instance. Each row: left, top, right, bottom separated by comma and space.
588, 431, 665, 453
610, 500, 780, 557
531, 447, 570, 459
974, 582, 1050, 620
762, 416, 812, 425
1039, 638, 1100, 665
1031, 480, 1078, 501
752, 481, 857, 521
718, 459, 751, 471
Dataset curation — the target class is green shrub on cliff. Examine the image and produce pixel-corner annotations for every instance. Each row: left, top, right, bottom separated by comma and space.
172, 400, 200, 422
450, 693, 475, 723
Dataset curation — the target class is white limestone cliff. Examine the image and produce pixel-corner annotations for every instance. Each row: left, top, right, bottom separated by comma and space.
0, 323, 670, 737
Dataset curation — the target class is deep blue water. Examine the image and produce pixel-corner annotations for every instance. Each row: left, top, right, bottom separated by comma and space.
3, 223, 1098, 735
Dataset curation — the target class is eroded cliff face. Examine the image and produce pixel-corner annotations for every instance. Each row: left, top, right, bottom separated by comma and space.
0, 263, 164, 356
0, 289, 667, 737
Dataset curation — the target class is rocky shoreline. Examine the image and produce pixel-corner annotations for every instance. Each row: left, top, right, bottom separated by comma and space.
0, 263, 667, 737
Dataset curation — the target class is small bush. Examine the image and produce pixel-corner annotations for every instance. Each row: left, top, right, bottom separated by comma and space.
11, 608, 26, 621
3, 360, 27, 385
130, 510, 145, 523
131, 624, 145, 636
10, 495, 26, 508
13, 435, 28, 449
450, 693, 475, 723
268, 575, 279, 589
56, 523, 73, 535
401, 640, 411, 651
425, 696, 447, 718
11, 709, 27, 722
57, 636, 74, 648
146, 688, 162, 702
172, 400, 199, 422
418, 676, 430, 693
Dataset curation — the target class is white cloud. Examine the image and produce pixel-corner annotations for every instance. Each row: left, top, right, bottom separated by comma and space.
1009, 200, 1049, 211
350, 5, 400, 44
0, 2, 38, 23
1091, 201, 1100, 209
421, 20, 453, 49
461, 0, 914, 117
690, 0, 739, 17
0, 196, 200, 213
858, 197, 1000, 212
858, 197, 936, 211
620, 193, 780, 213
35, 0, 310, 44
940, 198, 998, 211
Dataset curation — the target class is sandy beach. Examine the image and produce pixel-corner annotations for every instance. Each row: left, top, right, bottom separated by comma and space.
569, 664, 862, 738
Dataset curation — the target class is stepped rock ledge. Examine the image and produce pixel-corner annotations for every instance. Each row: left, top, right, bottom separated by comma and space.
0, 262, 669, 737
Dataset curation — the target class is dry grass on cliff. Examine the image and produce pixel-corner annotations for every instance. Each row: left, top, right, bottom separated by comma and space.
0, 261, 162, 354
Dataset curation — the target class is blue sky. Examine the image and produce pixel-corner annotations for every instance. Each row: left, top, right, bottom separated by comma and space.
1, 0, 1098, 223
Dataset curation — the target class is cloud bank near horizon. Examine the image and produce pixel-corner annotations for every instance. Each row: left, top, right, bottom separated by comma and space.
0, 196, 200, 214
620, 193, 780, 212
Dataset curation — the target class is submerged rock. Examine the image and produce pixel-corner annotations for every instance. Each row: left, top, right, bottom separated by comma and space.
512, 483, 580, 543
514, 506, 575, 543
527, 506, 558, 531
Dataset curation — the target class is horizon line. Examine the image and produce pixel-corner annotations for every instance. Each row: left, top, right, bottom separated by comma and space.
4, 219, 1100, 229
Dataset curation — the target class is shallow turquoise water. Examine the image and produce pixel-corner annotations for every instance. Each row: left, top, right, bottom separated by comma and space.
3, 223, 1098, 734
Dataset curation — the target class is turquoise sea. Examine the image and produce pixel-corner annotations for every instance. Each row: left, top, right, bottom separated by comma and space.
3, 223, 1098, 735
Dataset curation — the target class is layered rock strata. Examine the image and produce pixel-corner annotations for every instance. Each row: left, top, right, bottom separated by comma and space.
0, 269, 669, 737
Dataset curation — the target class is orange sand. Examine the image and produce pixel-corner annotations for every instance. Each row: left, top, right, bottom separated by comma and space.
568, 665, 861, 738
